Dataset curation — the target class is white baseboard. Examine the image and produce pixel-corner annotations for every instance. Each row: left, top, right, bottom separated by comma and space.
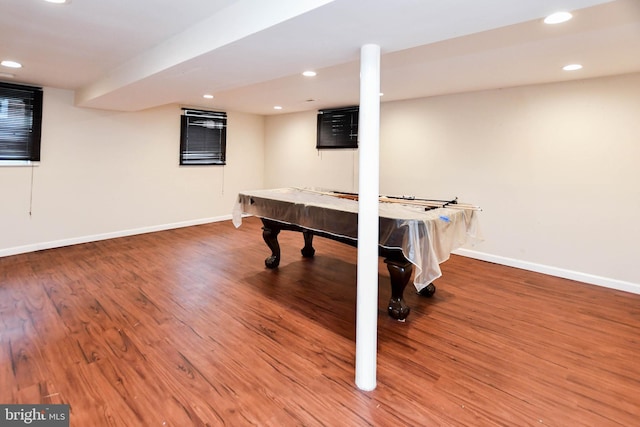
454, 248, 640, 295
0, 215, 233, 258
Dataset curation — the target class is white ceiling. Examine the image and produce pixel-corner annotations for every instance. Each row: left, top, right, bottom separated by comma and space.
2, 0, 639, 115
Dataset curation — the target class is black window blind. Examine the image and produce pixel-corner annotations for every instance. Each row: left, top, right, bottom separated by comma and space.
316, 106, 358, 149
0, 82, 43, 161
180, 109, 227, 165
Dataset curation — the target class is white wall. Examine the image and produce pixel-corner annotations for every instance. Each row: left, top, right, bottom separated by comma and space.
264, 73, 640, 292
265, 112, 359, 192
0, 88, 264, 255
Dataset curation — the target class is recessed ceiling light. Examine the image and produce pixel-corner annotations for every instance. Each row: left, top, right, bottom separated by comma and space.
274, 106, 283, 110
203, 94, 214, 99
544, 11, 572, 24
302, 71, 317, 77
44, 0, 71, 4
1, 60, 22, 69
563, 64, 583, 71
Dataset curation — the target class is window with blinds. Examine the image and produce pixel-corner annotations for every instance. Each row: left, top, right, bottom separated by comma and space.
316, 106, 358, 149
0, 82, 43, 162
180, 109, 227, 165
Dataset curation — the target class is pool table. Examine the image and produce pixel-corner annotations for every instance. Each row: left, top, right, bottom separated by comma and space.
232, 188, 480, 321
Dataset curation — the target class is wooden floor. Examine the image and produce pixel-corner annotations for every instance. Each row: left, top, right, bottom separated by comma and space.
1, 217, 639, 426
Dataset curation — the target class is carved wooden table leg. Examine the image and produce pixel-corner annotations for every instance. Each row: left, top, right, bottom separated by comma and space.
418, 283, 436, 297
261, 219, 281, 268
384, 257, 413, 321
301, 230, 315, 258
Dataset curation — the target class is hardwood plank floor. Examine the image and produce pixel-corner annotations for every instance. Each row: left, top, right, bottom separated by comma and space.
1, 216, 639, 426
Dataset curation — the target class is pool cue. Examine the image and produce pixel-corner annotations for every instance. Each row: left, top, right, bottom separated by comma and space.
378, 197, 481, 211
298, 188, 482, 211
383, 194, 459, 205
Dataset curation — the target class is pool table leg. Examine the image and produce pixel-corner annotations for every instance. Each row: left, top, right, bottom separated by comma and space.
301, 230, 316, 258
261, 221, 281, 268
384, 258, 412, 321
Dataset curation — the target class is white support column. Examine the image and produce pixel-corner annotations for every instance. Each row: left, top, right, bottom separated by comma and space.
355, 44, 381, 391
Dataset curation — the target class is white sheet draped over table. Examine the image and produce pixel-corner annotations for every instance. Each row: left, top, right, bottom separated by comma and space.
233, 187, 481, 292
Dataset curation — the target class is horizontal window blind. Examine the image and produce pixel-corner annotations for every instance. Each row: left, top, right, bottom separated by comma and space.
180, 109, 227, 165
0, 82, 43, 161
316, 106, 358, 149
